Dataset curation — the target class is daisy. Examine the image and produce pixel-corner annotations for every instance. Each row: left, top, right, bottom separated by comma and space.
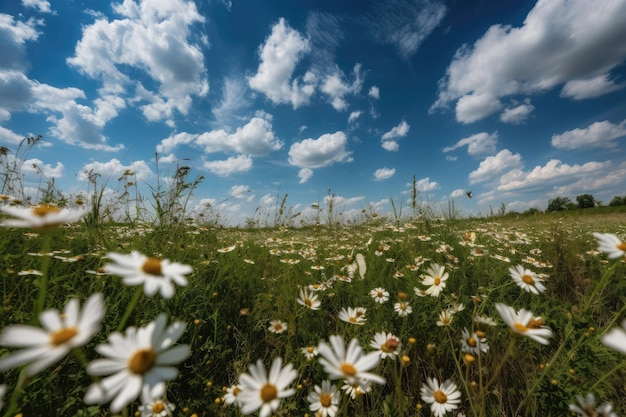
268, 320, 287, 334
0, 204, 88, 229
509, 265, 546, 294
569, 392, 617, 417
495, 303, 553, 345
297, 288, 321, 310
601, 319, 626, 355
223, 384, 243, 408
460, 328, 489, 354
436, 309, 454, 327
307, 380, 340, 417
138, 384, 175, 417
420, 377, 462, 417
216, 244, 237, 253
370, 332, 401, 360
338, 307, 366, 325
0, 292, 105, 377
317, 335, 385, 387
301, 345, 319, 361
237, 357, 297, 417
394, 302, 412, 317
592, 232, 626, 259
369, 287, 389, 304
17, 269, 43, 276
341, 381, 372, 399
421, 263, 449, 297
103, 251, 192, 299
84, 313, 190, 413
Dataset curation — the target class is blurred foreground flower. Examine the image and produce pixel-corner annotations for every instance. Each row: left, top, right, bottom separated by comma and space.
420, 377, 461, 417
84, 313, 190, 413
0, 384, 6, 411
0, 293, 105, 377
592, 232, 626, 259
237, 357, 297, 417
569, 392, 617, 417
104, 251, 192, 299
317, 335, 385, 388
0, 204, 88, 229
495, 303, 553, 345
601, 319, 626, 355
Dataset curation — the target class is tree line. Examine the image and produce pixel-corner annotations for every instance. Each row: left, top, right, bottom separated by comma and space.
546, 193, 626, 212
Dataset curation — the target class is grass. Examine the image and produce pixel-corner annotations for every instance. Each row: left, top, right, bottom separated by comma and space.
1, 208, 625, 417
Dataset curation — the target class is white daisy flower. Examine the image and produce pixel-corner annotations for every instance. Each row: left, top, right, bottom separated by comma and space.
222, 384, 243, 408
307, 380, 340, 417
592, 232, 626, 259
268, 320, 287, 334
0, 293, 105, 377
460, 328, 489, 355
84, 313, 190, 413
569, 392, 617, 417
393, 302, 412, 317
421, 263, 449, 297
420, 377, 462, 417
301, 345, 319, 361
370, 332, 401, 360
436, 309, 454, 327
103, 251, 192, 299
495, 303, 553, 345
341, 381, 372, 399
237, 357, 297, 417
338, 307, 366, 325
317, 335, 385, 388
601, 319, 626, 355
0, 204, 88, 229
297, 288, 321, 310
370, 287, 389, 304
138, 384, 175, 417
509, 265, 546, 294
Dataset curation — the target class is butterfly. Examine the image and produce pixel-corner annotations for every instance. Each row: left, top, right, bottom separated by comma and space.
466, 191, 473, 198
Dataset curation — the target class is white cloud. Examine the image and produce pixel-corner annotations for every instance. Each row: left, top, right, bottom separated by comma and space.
551, 161, 626, 196
561, 74, 625, 100
320, 64, 363, 111
156, 132, 196, 154
79, 158, 154, 182
381, 140, 399, 152
67, 0, 209, 125
298, 167, 313, 184
433, 0, 626, 122
229, 184, 254, 202
368, 86, 380, 99
203, 154, 252, 177
288, 131, 353, 168
259, 193, 275, 206
414, 177, 439, 192
469, 149, 523, 185
21, 0, 52, 13
22, 158, 64, 178
499, 100, 535, 124
348, 111, 361, 123
212, 77, 250, 129
381, 120, 409, 151
366, 0, 447, 59
373, 167, 396, 181
0, 14, 41, 70
443, 132, 498, 156
325, 195, 365, 207
450, 189, 465, 198
197, 116, 282, 156
551, 120, 626, 150
248, 18, 315, 109
0, 125, 24, 145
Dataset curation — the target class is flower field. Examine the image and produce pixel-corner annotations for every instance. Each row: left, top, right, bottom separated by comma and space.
1, 205, 625, 417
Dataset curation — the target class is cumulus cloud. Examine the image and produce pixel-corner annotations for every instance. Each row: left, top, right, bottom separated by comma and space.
365, 0, 447, 59
288, 131, 353, 168
450, 188, 465, 198
0, 13, 41, 71
67, 0, 209, 125
373, 167, 396, 181
551, 120, 626, 150
433, 0, 626, 122
229, 184, 254, 202
21, 0, 52, 13
298, 167, 313, 184
203, 154, 253, 177
381, 141, 399, 152
443, 132, 498, 156
79, 158, 154, 182
348, 111, 361, 123
381, 120, 410, 151
0, 125, 23, 145
22, 158, 64, 178
414, 177, 440, 192
320, 64, 363, 111
499, 100, 535, 124
248, 18, 315, 108
368, 86, 380, 99
469, 149, 523, 185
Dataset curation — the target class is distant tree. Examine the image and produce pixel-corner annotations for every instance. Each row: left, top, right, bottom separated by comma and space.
609, 196, 626, 206
547, 196, 572, 212
576, 194, 596, 209
523, 207, 542, 216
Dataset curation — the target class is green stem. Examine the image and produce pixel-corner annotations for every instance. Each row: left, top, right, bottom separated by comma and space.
33, 232, 53, 319
445, 328, 479, 417
116, 286, 143, 332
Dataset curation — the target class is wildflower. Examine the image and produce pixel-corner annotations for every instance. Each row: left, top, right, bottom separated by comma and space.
301, 346, 319, 361
436, 309, 454, 327
421, 263, 449, 297
369, 287, 389, 304
592, 232, 626, 259
460, 328, 489, 354
268, 320, 287, 334
17, 269, 43, 276
297, 288, 321, 310
237, 357, 297, 417
394, 302, 412, 317
84, 313, 190, 412
307, 380, 340, 417
370, 332, 401, 360
420, 377, 462, 417
138, 384, 175, 417
217, 244, 237, 253
495, 303, 553, 345
341, 381, 372, 399
223, 384, 243, 408
0, 293, 105, 377
569, 392, 617, 417
474, 315, 497, 330
338, 307, 366, 325
311, 264, 325, 270
0, 204, 87, 229
103, 251, 192, 299
509, 265, 546, 294
317, 335, 385, 387
601, 319, 626, 355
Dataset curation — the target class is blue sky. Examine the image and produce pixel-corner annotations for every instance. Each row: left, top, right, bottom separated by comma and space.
1, 0, 626, 225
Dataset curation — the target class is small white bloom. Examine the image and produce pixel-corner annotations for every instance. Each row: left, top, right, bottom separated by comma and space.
338, 307, 367, 325
307, 380, 340, 417
420, 377, 462, 417
268, 320, 287, 334
393, 302, 412, 317
370, 332, 401, 360
369, 287, 389, 304
569, 392, 617, 417
297, 288, 321, 310
317, 335, 385, 388
495, 303, 553, 345
237, 357, 297, 417
601, 319, 626, 355
509, 265, 546, 294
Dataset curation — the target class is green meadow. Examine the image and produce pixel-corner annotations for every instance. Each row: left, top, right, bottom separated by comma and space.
1, 206, 625, 417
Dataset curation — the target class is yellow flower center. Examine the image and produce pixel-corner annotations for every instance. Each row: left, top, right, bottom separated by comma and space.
306, 347, 315, 354
341, 363, 357, 376
32, 205, 61, 216
617, 242, 626, 251
467, 337, 477, 347
521, 274, 535, 285
399, 303, 407, 311
377, 291, 383, 297
434, 277, 441, 285
349, 317, 357, 323
273, 323, 283, 331
319, 392, 332, 407
152, 401, 165, 413
260, 383, 277, 402
233, 386, 241, 396
142, 258, 162, 276
304, 298, 312, 307
514, 322, 528, 333
434, 389, 448, 404
50, 327, 78, 345
128, 348, 157, 374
